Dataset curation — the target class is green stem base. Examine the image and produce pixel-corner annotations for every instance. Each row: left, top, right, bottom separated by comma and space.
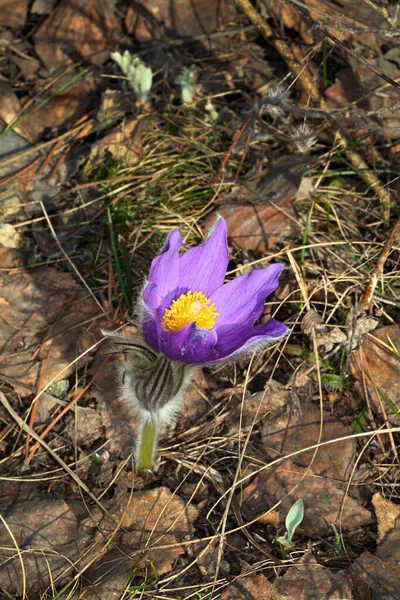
136, 414, 157, 473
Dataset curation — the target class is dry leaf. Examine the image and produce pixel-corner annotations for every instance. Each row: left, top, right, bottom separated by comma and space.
226, 379, 292, 433
213, 202, 299, 252
25, 77, 95, 140
34, 0, 119, 72
301, 309, 347, 353
31, 0, 57, 14
97, 89, 133, 126
0, 0, 28, 27
79, 487, 198, 596
0, 81, 20, 124
351, 524, 400, 600
221, 573, 286, 600
64, 406, 103, 446
0, 223, 21, 248
126, 0, 235, 41
0, 496, 90, 595
276, 553, 354, 599
372, 492, 400, 544
262, 402, 357, 481
0, 268, 100, 394
93, 118, 143, 164
268, 0, 367, 46
209, 155, 310, 251
350, 324, 400, 425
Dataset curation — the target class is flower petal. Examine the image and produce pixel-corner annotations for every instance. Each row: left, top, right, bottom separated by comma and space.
213, 318, 288, 361
147, 229, 183, 299
161, 323, 218, 363
140, 287, 219, 363
178, 217, 229, 296
211, 263, 284, 329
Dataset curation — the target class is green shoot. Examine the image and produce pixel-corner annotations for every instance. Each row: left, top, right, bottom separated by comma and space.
107, 207, 132, 312
277, 498, 304, 548
127, 562, 160, 591
110, 51, 153, 104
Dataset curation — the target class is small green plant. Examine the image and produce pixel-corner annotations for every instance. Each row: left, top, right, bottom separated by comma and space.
205, 97, 219, 121
107, 206, 133, 313
321, 373, 344, 392
329, 524, 345, 556
110, 50, 153, 104
351, 397, 369, 434
277, 498, 304, 548
127, 562, 159, 591
176, 65, 200, 104
321, 37, 333, 88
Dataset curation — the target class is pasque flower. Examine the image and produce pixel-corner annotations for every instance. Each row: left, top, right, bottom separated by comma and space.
105, 217, 287, 473
138, 217, 287, 364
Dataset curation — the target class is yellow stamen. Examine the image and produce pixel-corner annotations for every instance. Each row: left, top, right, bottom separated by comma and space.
162, 291, 218, 332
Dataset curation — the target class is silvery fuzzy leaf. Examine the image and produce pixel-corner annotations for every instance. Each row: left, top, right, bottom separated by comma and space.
277, 498, 304, 548
176, 65, 200, 104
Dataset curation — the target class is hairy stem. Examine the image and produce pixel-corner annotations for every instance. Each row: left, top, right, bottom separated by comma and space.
136, 413, 158, 472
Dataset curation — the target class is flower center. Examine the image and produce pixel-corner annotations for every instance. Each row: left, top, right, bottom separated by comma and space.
161, 291, 218, 332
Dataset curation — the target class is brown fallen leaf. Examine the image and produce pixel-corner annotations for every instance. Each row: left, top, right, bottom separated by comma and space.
0, 81, 39, 144
24, 77, 95, 141
326, 58, 400, 140
92, 118, 143, 165
0, 495, 91, 596
301, 309, 348, 354
0, 223, 21, 249
0, 268, 100, 394
276, 553, 354, 600
226, 379, 292, 434
372, 492, 400, 544
350, 519, 400, 600
221, 572, 286, 600
269, 0, 381, 49
34, 0, 120, 72
220, 155, 311, 207
0, 245, 21, 269
79, 487, 198, 596
31, 0, 57, 14
64, 405, 103, 446
0, 81, 20, 125
0, 193, 21, 221
9, 45, 41, 82
209, 155, 310, 251
97, 89, 133, 127
213, 202, 299, 252
261, 402, 357, 481
67, 554, 142, 600
350, 324, 400, 425
126, 0, 235, 41
0, 0, 28, 27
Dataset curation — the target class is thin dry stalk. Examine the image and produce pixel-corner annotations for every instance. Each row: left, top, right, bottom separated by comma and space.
359, 0, 398, 28
359, 215, 400, 312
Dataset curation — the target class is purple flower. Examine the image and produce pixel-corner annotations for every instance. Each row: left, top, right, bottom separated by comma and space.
138, 217, 288, 364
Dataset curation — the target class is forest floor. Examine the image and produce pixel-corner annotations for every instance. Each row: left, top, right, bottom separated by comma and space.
0, 0, 399, 599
